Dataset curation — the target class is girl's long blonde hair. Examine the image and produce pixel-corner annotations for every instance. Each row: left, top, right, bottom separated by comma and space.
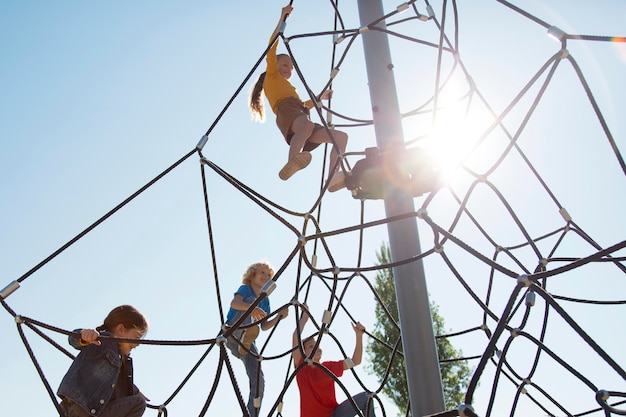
248, 53, 290, 123
249, 72, 267, 122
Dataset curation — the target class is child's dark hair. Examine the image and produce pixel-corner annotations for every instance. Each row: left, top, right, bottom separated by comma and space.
96, 305, 149, 334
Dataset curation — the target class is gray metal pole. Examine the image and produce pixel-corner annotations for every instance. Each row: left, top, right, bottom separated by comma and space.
356, 1, 445, 415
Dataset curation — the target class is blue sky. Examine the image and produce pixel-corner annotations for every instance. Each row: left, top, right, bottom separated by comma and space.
1, 1, 625, 417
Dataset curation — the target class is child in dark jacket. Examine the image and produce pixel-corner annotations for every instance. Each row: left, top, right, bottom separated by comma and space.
57, 305, 149, 417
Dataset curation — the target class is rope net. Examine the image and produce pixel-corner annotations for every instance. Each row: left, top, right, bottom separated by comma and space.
2, 1, 625, 417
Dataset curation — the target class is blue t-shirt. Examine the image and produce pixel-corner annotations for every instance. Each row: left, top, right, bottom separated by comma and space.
226, 284, 271, 324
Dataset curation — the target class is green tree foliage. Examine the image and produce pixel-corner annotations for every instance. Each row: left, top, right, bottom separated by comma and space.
366, 242, 471, 415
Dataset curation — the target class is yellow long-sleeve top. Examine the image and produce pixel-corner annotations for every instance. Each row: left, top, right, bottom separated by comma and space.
264, 39, 313, 115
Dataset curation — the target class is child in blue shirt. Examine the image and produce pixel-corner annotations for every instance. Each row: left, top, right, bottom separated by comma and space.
225, 261, 288, 417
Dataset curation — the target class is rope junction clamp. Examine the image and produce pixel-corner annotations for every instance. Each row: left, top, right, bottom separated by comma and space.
261, 280, 276, 296
517, 274, 532, 287
548, 26, 566, 42
196, 135, 208, 151
322, 310, 332, 325
334, 34, 346, 45
426, 5, 435, 18
458, 404, 476, 417
1, 280, 20, 299
397, 3, 409, 13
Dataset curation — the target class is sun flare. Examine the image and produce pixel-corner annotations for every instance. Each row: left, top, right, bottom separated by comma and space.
405, 79, 497, 184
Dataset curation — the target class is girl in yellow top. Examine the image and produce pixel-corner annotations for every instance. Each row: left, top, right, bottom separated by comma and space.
249, 4, 349, 192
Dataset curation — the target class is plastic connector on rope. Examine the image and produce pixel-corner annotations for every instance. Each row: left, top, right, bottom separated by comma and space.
359, 26, 369, 34
548, 26, 566, 42
1, 280, 20, 299
525, 291, 536, 306
559, 207, 572, 222
426, 5, 435, 18
597, 389, 609, 402
594, 390, 626, 415
322, 310, 332, 325
330, 68, 339, 79
343, 357, 355, 369
196, 135, 208, 151
458, 404, 476, 417
397, 3, 409, 13
261, 280, 276, 296
279, 22, 287, 34
517, 274, 532, 287
157, 404, 168, 417
521, 378, 531, 393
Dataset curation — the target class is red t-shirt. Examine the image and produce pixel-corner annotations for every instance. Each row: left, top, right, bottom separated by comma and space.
295, 359, 345, 417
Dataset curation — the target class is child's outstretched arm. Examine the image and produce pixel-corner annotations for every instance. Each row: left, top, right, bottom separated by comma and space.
261, 305, 289, 330
269, 5, 293, 44
292, 302, 310, 365
349, 321, 366, 368
230, 293, 267, 322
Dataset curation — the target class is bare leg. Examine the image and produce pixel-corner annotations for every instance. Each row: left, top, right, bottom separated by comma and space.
278, 115, 315, 181
306, 127, 348, 192
288, 115, 314, 160
307, 128, 348, 179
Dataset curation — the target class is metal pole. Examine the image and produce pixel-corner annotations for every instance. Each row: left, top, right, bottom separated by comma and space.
356, 1, 445, 415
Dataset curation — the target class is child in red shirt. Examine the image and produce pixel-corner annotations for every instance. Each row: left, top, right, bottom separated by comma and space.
292, 303, 374, 417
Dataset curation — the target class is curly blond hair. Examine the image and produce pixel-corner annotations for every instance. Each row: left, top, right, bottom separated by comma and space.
241, 261, 275, 285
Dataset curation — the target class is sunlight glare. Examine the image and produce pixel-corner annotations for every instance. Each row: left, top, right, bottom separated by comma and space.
418, 81, 496, 184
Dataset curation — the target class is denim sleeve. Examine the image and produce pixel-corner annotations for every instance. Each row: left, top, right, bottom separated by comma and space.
67, 328, 84, 350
